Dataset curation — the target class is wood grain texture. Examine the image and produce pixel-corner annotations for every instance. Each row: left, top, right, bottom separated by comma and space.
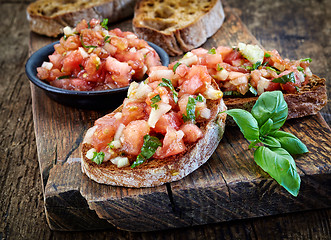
1, 0, 331, 239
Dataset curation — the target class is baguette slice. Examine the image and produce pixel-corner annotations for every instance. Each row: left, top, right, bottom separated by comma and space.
27, 0, 136, 37
81, 81, 227, 188
225, 75, 327, 121
132, 0, 225, 56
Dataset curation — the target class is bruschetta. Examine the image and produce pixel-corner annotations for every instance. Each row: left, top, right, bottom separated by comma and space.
169, 43, 327, 120
81, 64, 227, 187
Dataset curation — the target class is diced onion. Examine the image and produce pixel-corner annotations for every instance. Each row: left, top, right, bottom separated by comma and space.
86, 148, 96, 160
128, 81, 152, 100
230, 75, 248, 86
110, 140, 122, 149
78, 47, 89, 59
41, 62, 53, 70
203, 87, 223, 100
111, 156, 130, 168
114, 123, 125, 141
214, 68, 229, 81
179, 53, 198, 66
257, 77, 270, 95
200, 108, 211, 119
114, 112, 122, 120
238, 42, 264, 64
148, 103, 172, 128
63, 26, 75, 36
129, 47, 137, 53
306, 67, 313, 77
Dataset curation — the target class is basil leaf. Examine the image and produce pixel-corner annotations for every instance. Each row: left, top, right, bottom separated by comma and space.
101, 18, 108, 30
271, 131, 308, 155
252, 61, 262, 70
104, 36, 111, 43
261, 136, 281, 148
226, 109, 259, 141
158, 78, 178, 103
150, 94, 161, 109
251, 91, 288, 132
131, 135, 162, 168
272, 72, 295, 84
91, 151, 105, 165
260, 118, 273, 136
183, 97, 197, 122
196, 94, 204, 102
265, 66, 280, 74
248, 83, 258, 96
173, 62, 181, 72
254, 146, 301, 196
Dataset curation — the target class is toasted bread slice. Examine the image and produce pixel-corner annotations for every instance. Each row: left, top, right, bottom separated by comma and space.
225, 75, 327, 121
81, 80, 227, 188
27, 0, 136, 37
132, 0, 225, 56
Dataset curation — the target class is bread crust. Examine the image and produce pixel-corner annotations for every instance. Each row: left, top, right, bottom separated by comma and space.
132, 0, 225, 56
27, 0, 136, 37
81, 82, 227, 188
224, 75, 327, 122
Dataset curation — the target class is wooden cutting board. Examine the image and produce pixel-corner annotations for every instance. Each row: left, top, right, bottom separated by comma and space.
29, 6, 331, 232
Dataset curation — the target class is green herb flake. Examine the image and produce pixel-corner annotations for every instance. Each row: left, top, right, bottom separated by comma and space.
57, 75, 71, 79
87, 22, 91, 29
266, 66, 280, 74
216, 64, 223, 71
101, 18, 109, 30
107, 142, 114, 149
158, 78, 178, 103
295, 86, 300, 92
272, 72, 296, 84
91, 151, 105, 165
131, 135, 162, 168
252, 61, 262, 70
297, 66, 304, 72
195, 94, 204, 102
104, 36, 111, 43
150, 94, 161, 109
300, 58, 312, 63
182, 95, 204, 122
173, 62, 181, 72
248, 83, 258, 96
207, 48, 216, 54
264, 52, 271, 58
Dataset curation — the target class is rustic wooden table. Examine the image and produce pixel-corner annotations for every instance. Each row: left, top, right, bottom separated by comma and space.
1, 0, 330, 239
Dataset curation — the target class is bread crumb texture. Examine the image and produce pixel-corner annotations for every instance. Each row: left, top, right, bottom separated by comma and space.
29, 0, 110, 17
137, 0, 217, 33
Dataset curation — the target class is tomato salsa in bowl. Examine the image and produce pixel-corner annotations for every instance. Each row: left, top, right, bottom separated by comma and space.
25, 19, 169, 109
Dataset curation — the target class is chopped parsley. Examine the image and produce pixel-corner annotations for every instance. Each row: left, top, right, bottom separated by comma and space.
131, 135, 162, 168
104, 36, 111, 43
266, 66, 281, 74
297, 66, 304, 72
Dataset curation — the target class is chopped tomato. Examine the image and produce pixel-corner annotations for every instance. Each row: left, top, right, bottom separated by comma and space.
92, 113, 121, 151
180, 123, 203, 143
153, 111, 182, 134
62, 50, 84, 74
179, 65, 211, 96
122, 101, 148, 125
154, 127, 186, 159
122, 120, 150, 156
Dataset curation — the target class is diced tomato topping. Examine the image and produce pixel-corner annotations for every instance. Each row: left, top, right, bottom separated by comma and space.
62, 50, 84, 74
154, 127, 186, 159
180, 123, 203, 143
179, 65, 211, 96
60, 35, 81, 51
122, 120, 150, 156
122, 100, 148, 125
223, 49, 244, 66
92, 113, 121, 151
153, 111, 182, 134
49, 53, 64, 69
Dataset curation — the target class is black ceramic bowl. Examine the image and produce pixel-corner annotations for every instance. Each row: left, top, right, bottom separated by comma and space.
25, 41, 169, 110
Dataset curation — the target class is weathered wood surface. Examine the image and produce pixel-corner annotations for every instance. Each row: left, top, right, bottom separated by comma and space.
27, 3, 331, 232
1, 0, 331, 239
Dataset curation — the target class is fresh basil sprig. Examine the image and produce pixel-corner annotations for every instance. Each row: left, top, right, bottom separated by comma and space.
226, 91, 308, 196
131, 135, 162, 168
150, 94, 161, 109
101, 18, 109, 30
